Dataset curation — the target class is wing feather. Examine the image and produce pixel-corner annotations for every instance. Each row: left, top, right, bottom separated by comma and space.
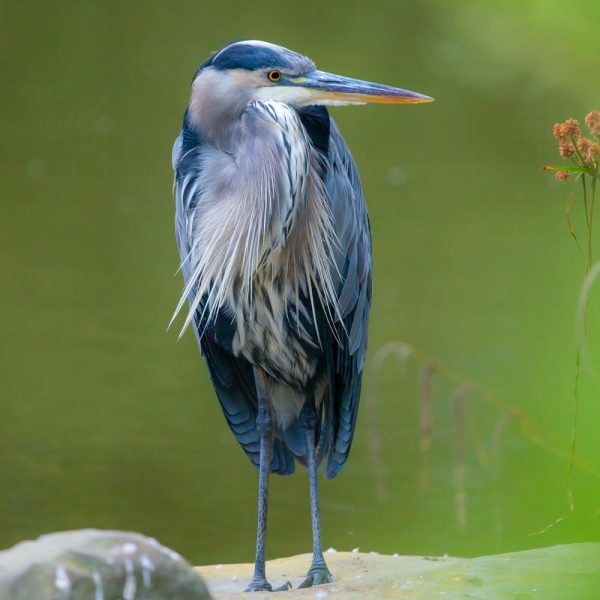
322, 119, 372, 479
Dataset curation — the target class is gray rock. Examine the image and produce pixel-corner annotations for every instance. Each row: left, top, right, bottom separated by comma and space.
0, 529, 213, 600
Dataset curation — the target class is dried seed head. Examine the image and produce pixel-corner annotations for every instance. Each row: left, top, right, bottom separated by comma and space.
581, 139, 600, 163
555, 171, 570, 181
559, 140, 576, 159
562, 118, 580, 139
577, 136, 599, 164
553, 123, 566, 141
585, 110, 600, 137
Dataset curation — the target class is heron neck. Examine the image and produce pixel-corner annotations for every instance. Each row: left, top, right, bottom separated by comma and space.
188, 69, 253, 149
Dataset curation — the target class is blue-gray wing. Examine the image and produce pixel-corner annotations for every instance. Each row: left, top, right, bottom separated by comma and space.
323, 119, 372, 479
172, 129, 295, 475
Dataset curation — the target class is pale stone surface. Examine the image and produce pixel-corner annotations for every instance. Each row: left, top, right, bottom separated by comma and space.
0, 529, 212, 599
196, 543, 600, 600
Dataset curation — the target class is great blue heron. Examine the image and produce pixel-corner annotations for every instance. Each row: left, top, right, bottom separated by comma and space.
171, 40, 432, 591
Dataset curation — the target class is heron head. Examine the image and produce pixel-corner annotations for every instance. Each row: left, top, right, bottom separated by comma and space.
188, 40, 432, 139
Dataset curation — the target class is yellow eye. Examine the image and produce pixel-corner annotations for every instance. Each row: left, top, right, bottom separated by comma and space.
267, 70, 282, 82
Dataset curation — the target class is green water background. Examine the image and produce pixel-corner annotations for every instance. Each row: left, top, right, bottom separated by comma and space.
1, 0, 599, 565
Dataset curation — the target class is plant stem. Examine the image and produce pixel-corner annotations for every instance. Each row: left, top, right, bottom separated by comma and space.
583, 176, 596, 332
564, 343, 582, 513
589, 176, 596, 272
566, 173, 595, 518
582, 176, 589, 230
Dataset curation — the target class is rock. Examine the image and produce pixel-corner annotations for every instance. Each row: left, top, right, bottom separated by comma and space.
0, 529, 212, 600
196, 543, 600, 599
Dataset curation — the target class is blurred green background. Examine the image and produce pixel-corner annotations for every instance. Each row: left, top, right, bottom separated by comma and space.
1, 0, 599, 566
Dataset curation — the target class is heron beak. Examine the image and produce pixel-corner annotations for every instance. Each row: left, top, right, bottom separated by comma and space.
289, 70, 433, 105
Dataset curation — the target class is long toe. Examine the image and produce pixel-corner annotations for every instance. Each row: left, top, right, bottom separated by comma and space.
298, 565, 333, 588
273, 581, 293, 592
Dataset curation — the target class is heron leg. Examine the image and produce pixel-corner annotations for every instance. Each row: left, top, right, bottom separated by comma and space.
298, 398, 333, 588
246, 369, 291, 593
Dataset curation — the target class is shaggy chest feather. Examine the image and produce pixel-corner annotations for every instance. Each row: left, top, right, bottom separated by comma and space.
229, 260, 320, 389
174, 100, 340, 389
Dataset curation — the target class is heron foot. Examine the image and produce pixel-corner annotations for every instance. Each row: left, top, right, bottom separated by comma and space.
245, 577, 292, 593
297, 562, 333, 588
245, 576, 272, 592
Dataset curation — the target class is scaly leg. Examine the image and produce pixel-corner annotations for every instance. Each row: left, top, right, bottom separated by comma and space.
298, 399, 333, 588
245, 369, 291, 593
